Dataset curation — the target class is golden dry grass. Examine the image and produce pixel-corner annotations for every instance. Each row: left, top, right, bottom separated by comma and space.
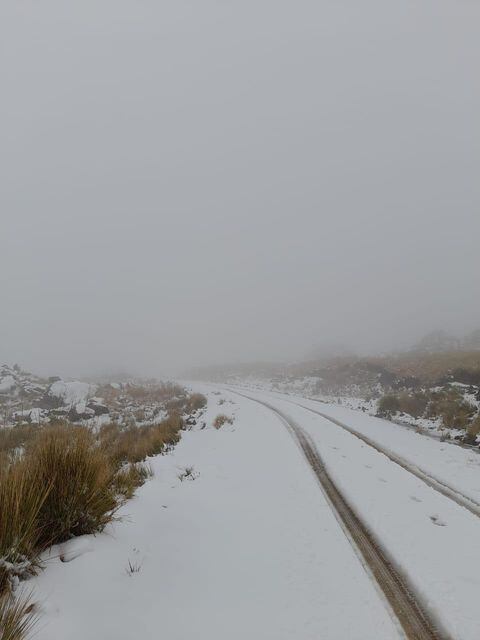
378, 388, 477, 430
0, 592, 37, 640
0, 387, 201, 624
99, 414, 183, 465
27, 426, 119, 546
213, 414, 233, 429
369, 351, 480, 384
0, 462, 49, 593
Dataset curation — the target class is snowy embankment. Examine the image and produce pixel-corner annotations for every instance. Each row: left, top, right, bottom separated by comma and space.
30, 388, 400, 640
239, 388, 480, 640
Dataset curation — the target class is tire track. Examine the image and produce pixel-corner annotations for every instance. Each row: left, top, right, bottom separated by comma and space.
233, 391, 451, 640
284, 397, 480, 519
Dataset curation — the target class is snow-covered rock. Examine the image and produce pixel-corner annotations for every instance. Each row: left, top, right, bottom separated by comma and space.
48, 381, 93, 406
0, 375, 17, 393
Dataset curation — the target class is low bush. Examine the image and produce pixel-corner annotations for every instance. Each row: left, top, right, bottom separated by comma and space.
165, 392, 207, 415
426, 390, 476, 429
113, 463, 153, 500
99, 414, 183, 465
396, 392, 429, 418
377, 387, 477, 431
213, 414, 233, 429
377, 394, 401, 417
465, 415, 480, 441
185, 393, 207, 413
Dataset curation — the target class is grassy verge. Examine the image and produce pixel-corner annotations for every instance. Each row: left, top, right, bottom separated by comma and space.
0, 391, 206, 638
377, 388, 478, 432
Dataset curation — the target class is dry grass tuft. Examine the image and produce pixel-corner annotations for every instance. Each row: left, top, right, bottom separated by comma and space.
0, 388, 202, 618
0, 463, 50, 593
0, 426, 39, 457
0, 591, 37, 640
113, 463, 153, 499
377, 388, 477, 430
27, 426, 119, 546
99, 415, 183, 466
213, 414, 234, 429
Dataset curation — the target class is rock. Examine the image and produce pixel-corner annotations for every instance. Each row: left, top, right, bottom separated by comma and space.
87, 400, 110, 416
68, 406, 95, 422
462, 433, 478, 446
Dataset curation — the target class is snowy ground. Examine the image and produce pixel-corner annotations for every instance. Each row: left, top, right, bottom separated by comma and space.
230, 388, 480, 640
231, 375, 479, 440
30, 387, 401, 640
261, 389, 480, 506
28, 384, 480, 640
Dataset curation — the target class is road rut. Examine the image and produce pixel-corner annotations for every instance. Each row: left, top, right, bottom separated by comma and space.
285, 397, 480, 519
235, 392, 451, 640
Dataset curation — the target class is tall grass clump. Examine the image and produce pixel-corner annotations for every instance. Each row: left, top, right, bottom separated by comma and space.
0, 462, 49, 594
0, 591, 37, 640
0, 426, 38, 457
113, 463, 153, 500
27, 426, 119, 546
99, 414, 183, 466
213, 414, 233, 429
165, 392, 207, 415
0, 391, 198, 630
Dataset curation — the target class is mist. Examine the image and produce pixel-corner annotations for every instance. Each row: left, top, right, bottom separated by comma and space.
1, 0, 479, 378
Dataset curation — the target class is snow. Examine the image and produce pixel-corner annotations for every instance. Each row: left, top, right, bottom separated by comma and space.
233, 375, 480, 439
240, 388, 480, 640
48, 380, 93, 407
26, 384, 480, 639
13, 407, 44, 423
30, 389, 400, 640
268, 390, 480, 506
0, 374, 17, 393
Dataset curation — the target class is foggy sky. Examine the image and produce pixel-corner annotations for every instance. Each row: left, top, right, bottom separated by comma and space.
1, 0, 479, 377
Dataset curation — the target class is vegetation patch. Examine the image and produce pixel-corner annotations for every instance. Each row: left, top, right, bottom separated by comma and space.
0, 387, 207, 637
377, 388, 478, 433
213, 414, 234, 429
0, 591, 37, 640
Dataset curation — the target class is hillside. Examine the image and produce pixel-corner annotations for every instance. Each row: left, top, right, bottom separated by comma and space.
190, 350, 480, 443
0, 364, 191, 429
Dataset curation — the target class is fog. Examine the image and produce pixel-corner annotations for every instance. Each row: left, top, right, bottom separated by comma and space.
1, 0, 479, 377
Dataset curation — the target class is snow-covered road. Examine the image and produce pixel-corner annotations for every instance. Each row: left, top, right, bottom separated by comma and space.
31, 388, 401, 639
236, 388, 480, 640
29, 386, 480, 639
